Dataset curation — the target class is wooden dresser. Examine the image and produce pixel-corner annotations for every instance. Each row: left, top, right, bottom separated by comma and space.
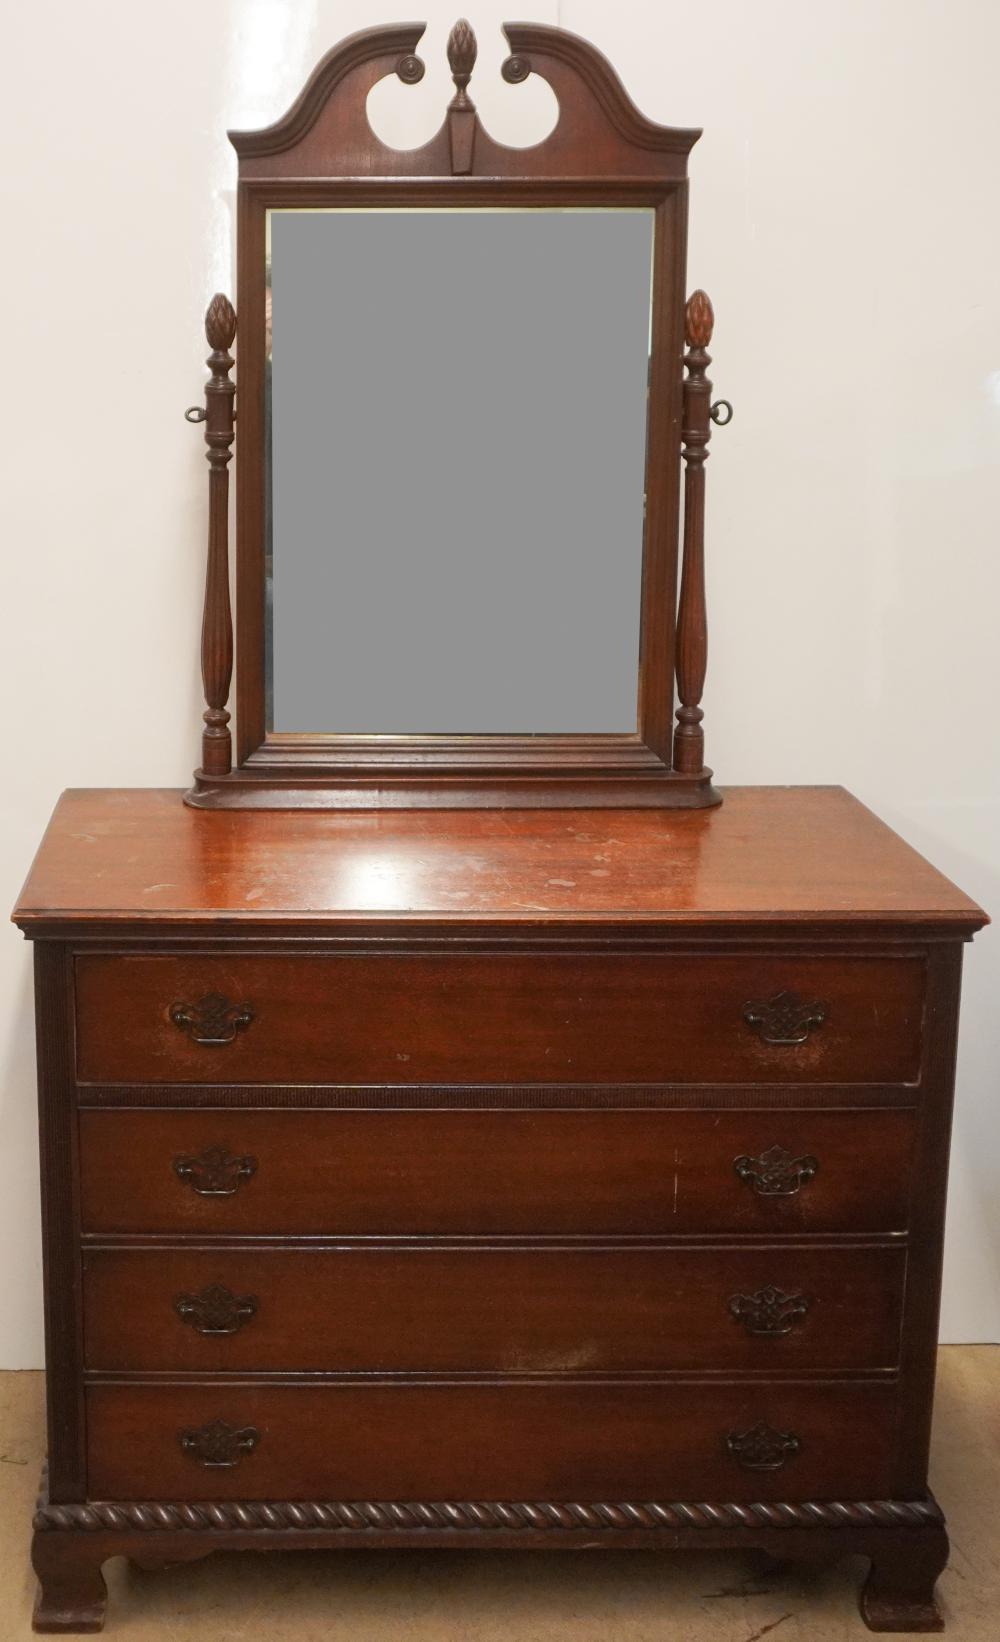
13, 785, 985, 1633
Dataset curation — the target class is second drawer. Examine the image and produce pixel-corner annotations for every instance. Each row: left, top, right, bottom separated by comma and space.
82, 1244, 906, 1373
79, 1107, 917, 1236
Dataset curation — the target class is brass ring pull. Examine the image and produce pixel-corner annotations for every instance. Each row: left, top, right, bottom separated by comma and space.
710, 398, 733, 426
185, 405, 207, 423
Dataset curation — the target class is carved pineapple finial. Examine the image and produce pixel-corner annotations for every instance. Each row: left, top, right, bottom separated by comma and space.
448, 18, 477, 104
685, 289, 714, 350
446, 19, 478, 174
205, 292, 236, 353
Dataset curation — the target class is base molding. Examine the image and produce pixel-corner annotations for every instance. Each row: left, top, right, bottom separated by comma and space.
31, 1484, 949, 1634
34, 1494, 943, 1536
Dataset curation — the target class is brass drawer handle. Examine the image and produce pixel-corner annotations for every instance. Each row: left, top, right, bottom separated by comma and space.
728, 1285, 811, 1336
178, 1418, 260, 1468
173, 1146, 258, 1198
175, 1284, 258, 1336
734, 1144, 818, 1198
742, 989, 827, 1046
169, 992, 254, 1046
726, 1420, 802, 1471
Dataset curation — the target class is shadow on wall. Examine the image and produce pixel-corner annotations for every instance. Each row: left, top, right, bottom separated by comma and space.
0, 948, 43, 1367
876, 797, 1000, 1344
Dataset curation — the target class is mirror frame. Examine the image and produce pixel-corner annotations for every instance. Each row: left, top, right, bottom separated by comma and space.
186, 20, 721, 809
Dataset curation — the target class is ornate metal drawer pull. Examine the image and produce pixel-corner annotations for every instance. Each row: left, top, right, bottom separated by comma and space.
734, 1144, 819, 1198
728, 1285, 811, 1336
742, 990, 827, 1046
175, 1284, 258, 1336
169, 993, 254, 1046
726, 1420, 802, 1471
173, 1146, 258, 1197
178, 1418, 260, 1469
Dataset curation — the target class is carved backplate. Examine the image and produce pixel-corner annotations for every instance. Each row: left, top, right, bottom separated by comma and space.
173, 1146, 258, 1198
726, 1421, 802, 1472
178, 1419, 260, 1469
175, 1284, 258, 1336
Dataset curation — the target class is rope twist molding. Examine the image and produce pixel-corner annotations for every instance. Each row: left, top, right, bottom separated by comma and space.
35, 1498, 944, 1534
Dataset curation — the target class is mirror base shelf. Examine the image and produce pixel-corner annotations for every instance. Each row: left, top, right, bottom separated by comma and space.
185, 769, 722, 811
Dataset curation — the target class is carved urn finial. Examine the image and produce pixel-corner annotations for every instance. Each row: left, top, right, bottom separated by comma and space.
447, 18, 477, 105
685, 289, 714, 350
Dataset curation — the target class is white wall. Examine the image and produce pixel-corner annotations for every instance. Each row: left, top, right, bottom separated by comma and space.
1, 0, 997, 1365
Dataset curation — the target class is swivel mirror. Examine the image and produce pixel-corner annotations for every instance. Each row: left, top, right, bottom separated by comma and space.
185, 20, 725, 807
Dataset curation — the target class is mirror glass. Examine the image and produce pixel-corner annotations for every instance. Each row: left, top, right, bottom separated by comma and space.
265, 206, 655, 735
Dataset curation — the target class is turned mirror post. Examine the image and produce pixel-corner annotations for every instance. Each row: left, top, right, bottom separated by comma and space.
674, 290, 714, 776
185, 19, 727, 809
188, 294, 237, 778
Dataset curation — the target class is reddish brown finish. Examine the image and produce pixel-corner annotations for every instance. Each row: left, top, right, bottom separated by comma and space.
195, 296, 237, 779
446, 18, 478, 174
82, 1243, 906, 1374
73, 950, 926, 1086
14, 785, 985, 1632
13, 786, 985, 932
29, 1510, 949, 1638
21, 41, 975, 1639
32, 946, 86, 1501
673, 289, 714, 774
185, 20, 719, 808
84, 1379, 901, 1504
77, 1106, 918, 1237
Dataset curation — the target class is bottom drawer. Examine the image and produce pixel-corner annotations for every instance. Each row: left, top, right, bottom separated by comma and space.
86, 1380, 901, 1502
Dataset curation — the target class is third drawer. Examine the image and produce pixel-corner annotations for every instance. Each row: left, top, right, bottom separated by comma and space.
82, 1243, 906, 1373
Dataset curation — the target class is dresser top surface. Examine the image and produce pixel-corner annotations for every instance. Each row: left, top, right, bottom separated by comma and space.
12, 786, 985, 934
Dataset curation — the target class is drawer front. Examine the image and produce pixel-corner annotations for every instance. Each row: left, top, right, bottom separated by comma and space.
85, 1380, 902, 1502
74, 953, 925, 1086
78, 1107, 917, 1236
83, 1245, 906, 1374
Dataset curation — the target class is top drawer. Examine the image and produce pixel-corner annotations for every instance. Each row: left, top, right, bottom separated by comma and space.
74, 953, 925, 1087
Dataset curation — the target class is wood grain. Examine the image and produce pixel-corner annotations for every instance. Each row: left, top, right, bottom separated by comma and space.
12, 786, 986, 931
82, 1242, 907, 1374
73, 950, 926, 1086
210, 19, 710, 807
85, 1379, 902, 1503
77, 1106, 918, 1237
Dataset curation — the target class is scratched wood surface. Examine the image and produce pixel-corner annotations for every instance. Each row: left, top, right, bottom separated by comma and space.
11, 786, 985, 929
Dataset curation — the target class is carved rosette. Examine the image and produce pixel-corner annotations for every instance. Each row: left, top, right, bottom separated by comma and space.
729, 1285, 812, 1336
169, 993, 254, 1045
726, 1421, 802, 1472
173, 1146, 258, 1198
395, 52, 425, 84
175, 1284, 258, 1336
501, 52, 532, 83
742, 990, 828, 1046
178, 1419, 260, 1469
734, 1144, 820, 1198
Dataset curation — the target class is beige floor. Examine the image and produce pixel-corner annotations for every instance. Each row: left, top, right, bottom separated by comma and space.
1, 1348, 997, 1639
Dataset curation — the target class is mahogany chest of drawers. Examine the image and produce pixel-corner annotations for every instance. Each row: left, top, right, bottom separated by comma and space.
13, 786, 985, 1632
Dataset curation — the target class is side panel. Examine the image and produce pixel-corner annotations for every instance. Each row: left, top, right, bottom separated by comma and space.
33, 942, 86, 1499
